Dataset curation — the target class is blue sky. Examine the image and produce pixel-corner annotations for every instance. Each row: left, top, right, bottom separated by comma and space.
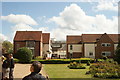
1, 2, 118, 42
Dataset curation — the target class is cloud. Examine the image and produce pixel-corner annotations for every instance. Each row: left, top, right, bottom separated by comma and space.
11, 23, 48, 32
1, 3, 118, 41
1, 14, 38, 25
0, 33, 8, 42
1, 14, 48, 42
12, 23, 33, 31
49, 3, 118, 40
95, 2, 118, 11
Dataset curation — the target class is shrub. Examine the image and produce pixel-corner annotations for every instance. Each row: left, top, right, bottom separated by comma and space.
35, 56, 43, 60
86, 61, 90, 66
14, 58, 19, 63
103, 56, 108, 61
7, 48, 13, 54
114, 40, 120, 64
15, 47, 33, 63
68, 62, 86, 69
89, 60, 120, 78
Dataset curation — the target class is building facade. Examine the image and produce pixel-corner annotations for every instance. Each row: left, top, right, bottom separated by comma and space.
14, 31, 51, 57
51, 40, 66, 59
66, 33, 119, 59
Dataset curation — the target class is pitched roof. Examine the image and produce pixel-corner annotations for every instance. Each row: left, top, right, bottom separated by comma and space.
14, 31, 42, 41
82, 34, 119, 43
67, 35, 82, 44
108, 34, 119, 43
82, 34, 102, 43
42, 33, 50, 44
67, 34, 119, 43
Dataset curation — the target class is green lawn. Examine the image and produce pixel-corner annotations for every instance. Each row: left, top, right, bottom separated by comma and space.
44, 64, 120, 80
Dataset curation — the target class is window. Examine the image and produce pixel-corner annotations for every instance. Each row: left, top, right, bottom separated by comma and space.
16, 44, 20, 50
101, 43, 111, 47
52, 44, 61, 47
26, 41, 35, 47
89, 52, 93, 56
101, 51, 111, 56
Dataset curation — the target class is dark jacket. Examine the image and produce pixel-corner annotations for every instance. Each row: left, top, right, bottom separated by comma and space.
10, 58, 14, 68
22, 72, 46, 80
2, 59, 10, 68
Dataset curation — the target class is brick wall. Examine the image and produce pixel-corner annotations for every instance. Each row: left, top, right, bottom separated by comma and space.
14, 41, 26, 54
14, 41, 41, 57
67, 52, 83, 58
34, 41, 40, 56
95, 34, 114, 58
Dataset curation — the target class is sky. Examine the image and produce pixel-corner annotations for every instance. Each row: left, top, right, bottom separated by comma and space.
0, 1, 119, 42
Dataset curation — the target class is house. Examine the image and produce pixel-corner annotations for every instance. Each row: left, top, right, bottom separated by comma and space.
14, 31, 51, 58
66, 33, 119, 59
51, 40, 66, 59
57, 44, 66, 59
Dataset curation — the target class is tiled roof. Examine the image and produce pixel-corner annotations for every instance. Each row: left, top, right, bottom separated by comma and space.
42, 33, 50, 44
67, 36, 82, 44
82, 34, 119, 43
82, 34, 102, 43
14, 31, 42, 41
108, 34, 119, 43
67, 34, 119, 43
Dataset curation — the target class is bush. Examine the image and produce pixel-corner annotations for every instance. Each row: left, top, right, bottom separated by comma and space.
15, 47, 33, 63
114, 40, 120, 64
103, 56, 108, 61
14, 58, 19, 63
35, 56, 43, 60
86, 61, 91, 66
89, 60, 120, 78
68, 62, 86, 69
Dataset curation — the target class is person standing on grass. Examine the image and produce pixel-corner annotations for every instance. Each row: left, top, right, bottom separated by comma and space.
22, 61, 46, 80
9, 54, 15, 80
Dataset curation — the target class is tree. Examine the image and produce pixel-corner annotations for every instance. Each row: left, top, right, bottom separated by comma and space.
114, 40, 120, 64
15, 47, 33, 63
2, 41, 13, 54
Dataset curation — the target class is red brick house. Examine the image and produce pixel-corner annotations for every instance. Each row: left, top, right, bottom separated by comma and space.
14, 31, 51, 57
66, 33, 119, 59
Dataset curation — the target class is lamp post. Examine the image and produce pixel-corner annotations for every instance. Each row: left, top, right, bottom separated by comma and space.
70, 44, 73, 60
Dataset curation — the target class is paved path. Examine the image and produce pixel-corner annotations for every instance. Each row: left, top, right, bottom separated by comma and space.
14, 63, 48, 80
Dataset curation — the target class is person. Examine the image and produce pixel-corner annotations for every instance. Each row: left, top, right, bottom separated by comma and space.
9, 54, 15, 80
1, 56, 5, 80
1, 56, 5, 62
22, 61, 46, 80
2, 54, 10, 80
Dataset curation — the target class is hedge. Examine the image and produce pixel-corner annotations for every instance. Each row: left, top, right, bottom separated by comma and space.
31, 58, 94, 64
14, 58, 19, 63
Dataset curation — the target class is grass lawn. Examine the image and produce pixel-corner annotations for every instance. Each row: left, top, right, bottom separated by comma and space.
44, 64, 120, 80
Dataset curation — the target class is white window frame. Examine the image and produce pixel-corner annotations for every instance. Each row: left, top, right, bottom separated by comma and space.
101, 51, 111, 56
101, 43, 111, 47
